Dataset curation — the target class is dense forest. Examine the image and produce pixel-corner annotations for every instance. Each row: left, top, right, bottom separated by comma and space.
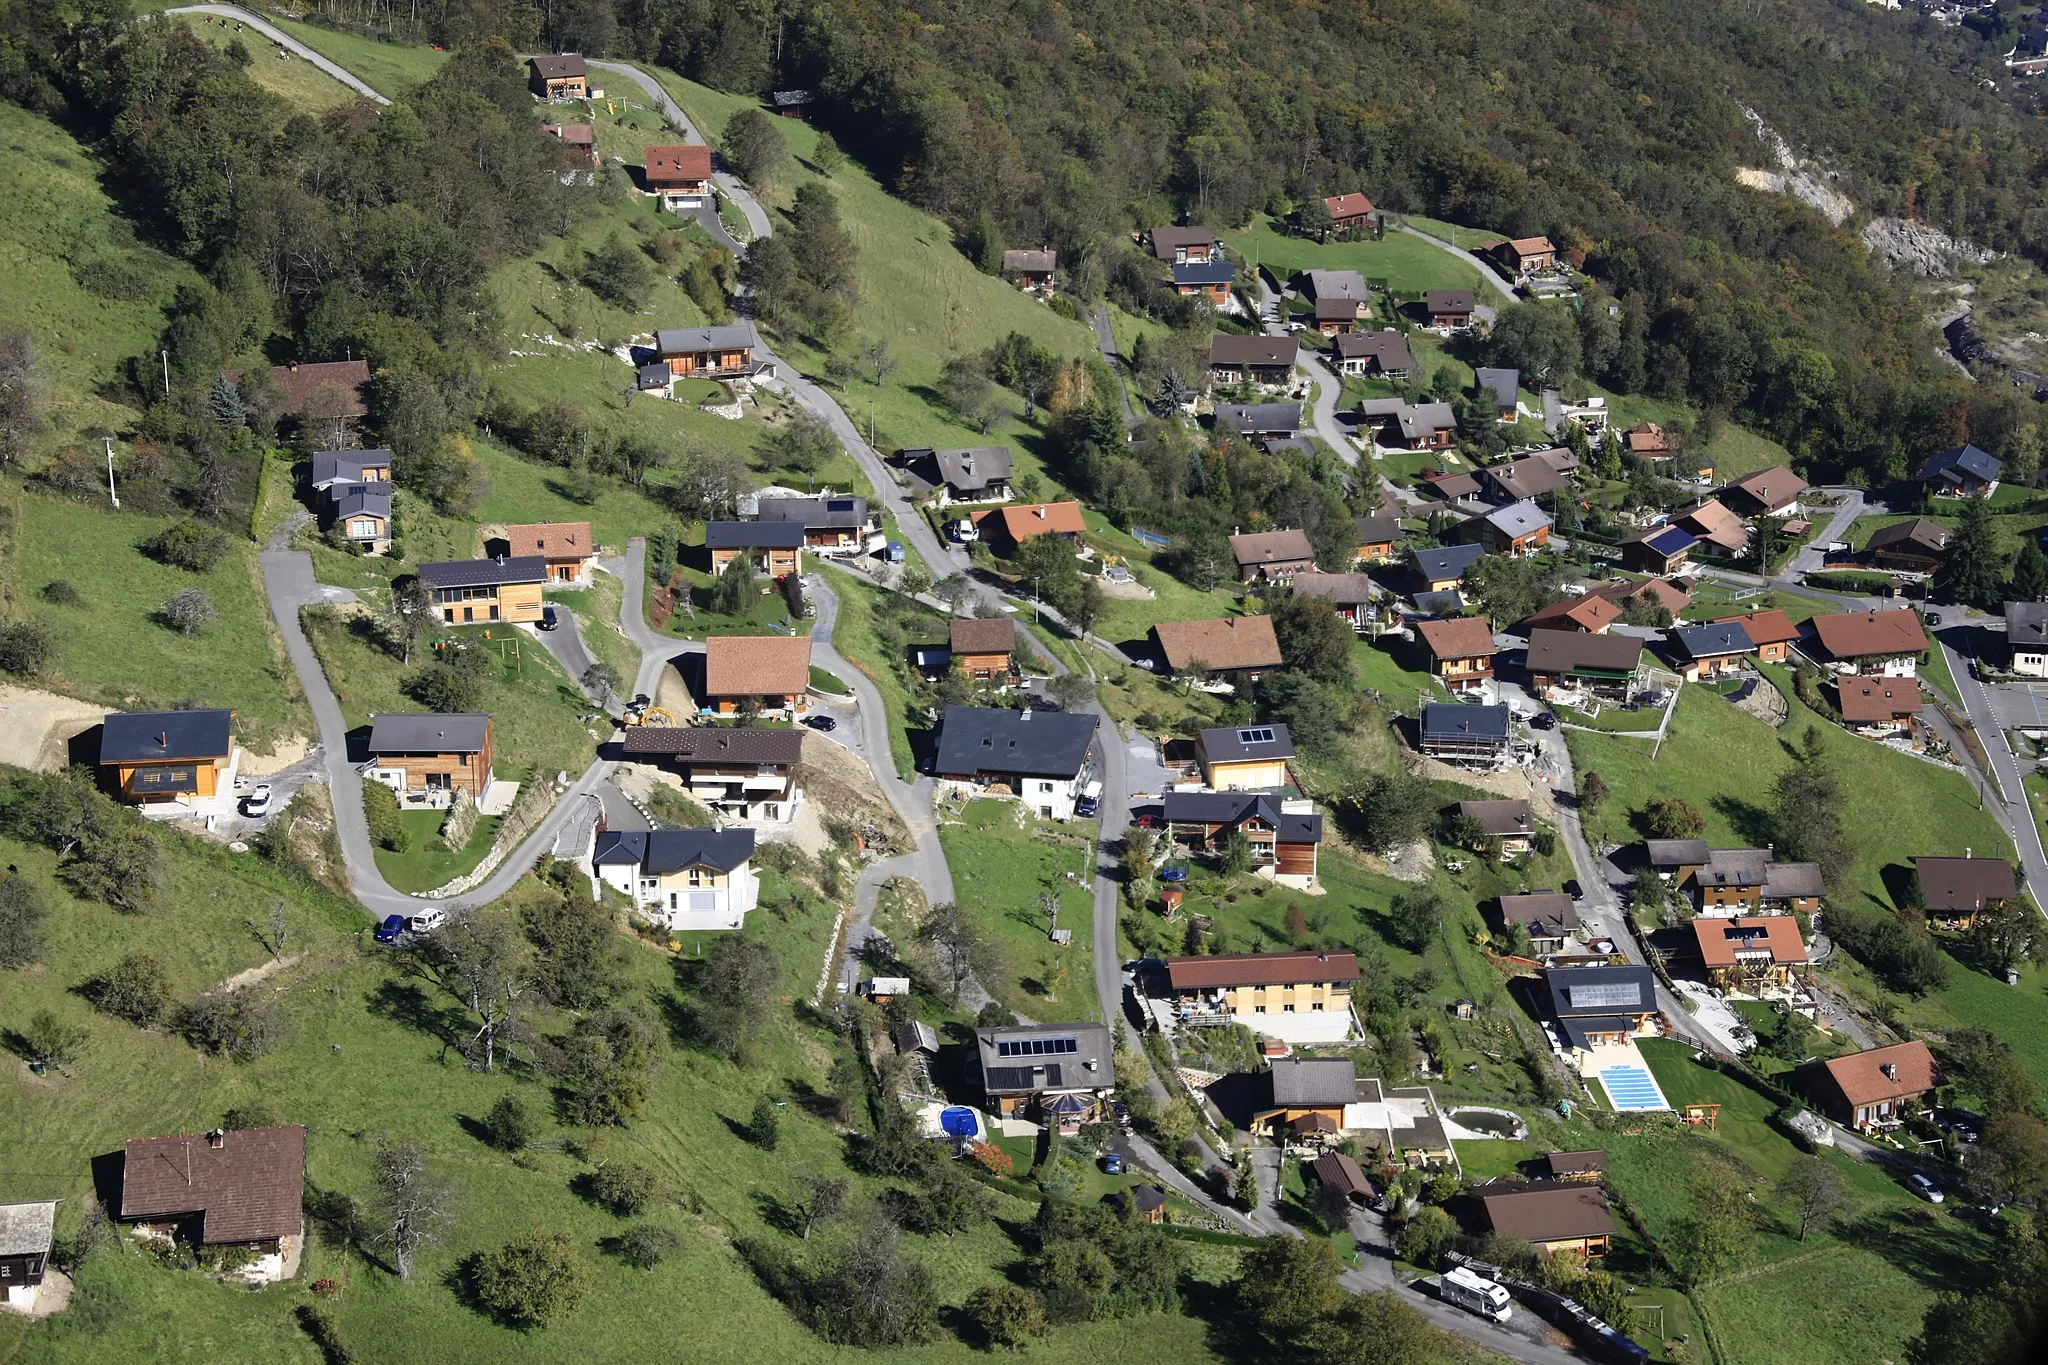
239, 0, 2048, 487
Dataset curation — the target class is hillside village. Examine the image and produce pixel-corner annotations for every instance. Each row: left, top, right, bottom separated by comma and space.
5, 5, 2048, 1365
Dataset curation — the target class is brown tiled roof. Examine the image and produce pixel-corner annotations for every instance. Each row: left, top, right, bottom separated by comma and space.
646, 144, 712, 182
1460, 799, 1533, 837
1816, 1041, 1940, 1107
504, 521, 593, 560
1545, 1149, 1608, 1176
1416, 615, 1496, 660
1868, 519, 1952, 556
1426, 289, 1476, 313
1914, 856, 2018, 913
1324, 192, 1377, 219
1230, 528, 1315, 568
1692, 915, 1809, 968
1525, 627, 1644, 675
1500, 891, 1579, 934
530, 53, 588, 78
620, 726, 804, 763
1152, 616, 1282, 672
950, 618, 1016, 655
702, 635, 812, 698
1208, 334, 1299, 367
122, 1126, 305, 1244
1313, 1150, 1373, 1197
1291, 572, 1377, 606
1810, 609, 1926, 660
1167, 950, 1360, 990
1625, 423, 1670, 455
1507, 236, 1556, 254
1719, 609, 1798, 646
1480, 1186, 1614, 1243
1678, 500, 1749, 551
1148, 225, 1217, 258
1594, 577, 1692, 615
552, 123, 595, 146
977, 501, 1087, 543
1728, 465, 1807, 509
1003, 249, 1058, 273
1836, 677, 1923, 725
221, 361, 370, 417
1522, 595, 1620, 633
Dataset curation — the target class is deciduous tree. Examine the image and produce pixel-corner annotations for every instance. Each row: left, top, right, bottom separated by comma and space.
370, 1140, 452, 1282
1776, 1156, 1845, 1241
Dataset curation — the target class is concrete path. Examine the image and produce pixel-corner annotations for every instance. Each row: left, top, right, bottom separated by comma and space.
1391, 223, 1516, 303
1089, 304, 1142, 429
586, 59, 773, 244
164, 6, 391, 104
1785, 489, 1868, 577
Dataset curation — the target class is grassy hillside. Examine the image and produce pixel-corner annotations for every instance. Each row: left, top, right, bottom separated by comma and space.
0, 101, 196, 447
178, 17, 359, 111
256, 13, 447, 97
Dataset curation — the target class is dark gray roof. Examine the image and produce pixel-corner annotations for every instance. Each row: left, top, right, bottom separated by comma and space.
1148, 225, 1216, 258
934, 706, 1097, 780
367, 712, 490, 755
417, 556, 547, 589
1483, 500, 1551, 538
1412, 589, 1466, 615
705, 520, 806, 550
1298, 268, 1370, 301
1412, 542, 1487, 582
1198, 723, 1295, 764
101, 709, 234, 764
1173, 261, 1235, 286
655, 324, 755, 354
1671, 621, 1752, 659
1867, 519, 1951, 555
1263, 436, 1318, 459
1209, 333, 1299, 367
1355, 515, 1402, 545
1336, 330, 1415, 371
894, 1021, 939, 1054
932, 447, 1012, 492
1700, 848, 1770, 889
1475, 367, 1519, 407
756, 496, 868, 530
327, 483, 391, 520
1763, 861, 1825, 899
591, 827, 756, 874
1426, 289, 1477, 312
310, 450, 391, 485
0, 1200, 57, 1257
1543, 964, 1654, 1018
1421, 703, 1510, 743
1500, 892, 1580, 936
2008, 601, 2048, 647
1215, 402, 1302, 436
975, 1023, 1114, 1093
1162, 791, 1322, 843
620, 725, 804, 763
1268, 1056, 1357, 1108
1918, 443, 2001, 485
1645, 838, 1709, 868
529, 53, 588, 78
1460, 799, 1532, 836
1292, 572, 1377, 606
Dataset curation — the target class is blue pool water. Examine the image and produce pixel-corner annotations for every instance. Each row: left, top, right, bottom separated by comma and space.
1599, 1064, 1671, 1112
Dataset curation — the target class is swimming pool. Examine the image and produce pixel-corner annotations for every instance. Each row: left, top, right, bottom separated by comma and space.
1598, 1064, 1671, 1112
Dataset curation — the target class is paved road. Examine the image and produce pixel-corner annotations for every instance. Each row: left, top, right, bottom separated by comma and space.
1939, 624, 2048, 907
585, 59, 773, 245
1785, 489, 1869, 577
528, 606, 602, 707
165, 6, 391, 103
1088, 305, 1142, 429
1391, 223, 1517, 303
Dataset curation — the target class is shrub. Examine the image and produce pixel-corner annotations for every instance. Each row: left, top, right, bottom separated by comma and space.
159, 587, 216, 635
363, 779, 408, 852
749, 1094, 781, 1150
20, 1008, 88, 1070
470, 1230, 590, 1328
1395, 1205, 1456, 1267
83, 952, 171, 1027
483, 1094, 538, 1152
583, 1161, 663, 1216
0, 873, 49, 968
178, 987, 283, 1061
40, 580, 82, 606
0, 618, 56, 675
145, 520, 231, 572
614, 1223, 683, 1270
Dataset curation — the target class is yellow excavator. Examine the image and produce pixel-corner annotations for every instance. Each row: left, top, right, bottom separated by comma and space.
622, 694, 674, 727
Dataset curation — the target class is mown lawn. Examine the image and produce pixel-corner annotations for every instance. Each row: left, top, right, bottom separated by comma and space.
179, 16, 358, 111
816, 566, 923, 780
4, 492, 306, 751
371, 806, 503, 894
1849, 506, 2048, 559
1564, 667, 2010, 921
0, 101, 197, 447
260, 15, 448, 96
937, 799, 1098, 1021
1677, 579, 1831, 625
1231, 215, 1487, 295
301, 611, 600, 783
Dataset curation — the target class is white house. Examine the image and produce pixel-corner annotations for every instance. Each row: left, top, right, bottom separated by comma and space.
2008, 602, 2048, 678
591, 828, 760, 931
932, 706, 1098, 821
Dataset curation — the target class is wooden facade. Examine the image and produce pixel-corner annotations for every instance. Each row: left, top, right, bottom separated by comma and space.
436, 580, 543, 625
373, 738, 491, 800
709, 544, 802, 577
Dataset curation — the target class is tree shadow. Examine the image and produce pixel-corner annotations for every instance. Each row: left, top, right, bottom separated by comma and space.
784, 1075, 847, 1123
1878, 862, 1919, 912
751, 1189, 807, 1238
1708, 793, 1776, 848
303, 1182, 366, 1257
544, 477, 599, 507
367, 979, 466, 1053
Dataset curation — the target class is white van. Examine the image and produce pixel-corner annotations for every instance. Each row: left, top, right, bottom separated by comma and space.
1440, 1266, 1513, 1323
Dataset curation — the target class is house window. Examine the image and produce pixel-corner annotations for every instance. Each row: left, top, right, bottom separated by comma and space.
763, 804, 779, 820
425, 772, 451, 790
687, 867, 712, 888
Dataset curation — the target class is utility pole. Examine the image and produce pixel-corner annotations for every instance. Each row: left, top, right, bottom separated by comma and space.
160, 350, 170, 399
103, 437, 119, 509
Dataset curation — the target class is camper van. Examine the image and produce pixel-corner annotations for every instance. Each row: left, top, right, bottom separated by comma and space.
1440, 1266, 1513, 1323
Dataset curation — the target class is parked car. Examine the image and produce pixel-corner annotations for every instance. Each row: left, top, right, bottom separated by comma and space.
1530, 712, 1558, 731
407, 909, 446, 935
1109, 1100, 1132, 1130
1075, 781, 1103, 818
374, 914, 408, 945
803, 714, 838, 732
1102, 1151, 1125, 1175
241, 784, 273, 818
1908, 1174, 1944, 1204
1925, 612, 1943, 627
1934, 1108, 1982, 1143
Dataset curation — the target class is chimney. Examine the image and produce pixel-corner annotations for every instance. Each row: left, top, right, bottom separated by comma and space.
207, 1129, 226, 1150
1881, 1062, 1898, 1081
1966, 847, 1972, 859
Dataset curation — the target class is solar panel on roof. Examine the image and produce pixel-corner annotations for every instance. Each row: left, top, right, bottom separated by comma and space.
1238, 727, 1275, 745
996, 1037, 1079, 1058
1566, 981, 1642, 1009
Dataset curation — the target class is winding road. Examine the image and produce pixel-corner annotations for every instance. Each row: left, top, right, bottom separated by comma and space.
164, 6, 391, 103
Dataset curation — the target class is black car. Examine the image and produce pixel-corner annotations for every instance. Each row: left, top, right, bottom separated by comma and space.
803, 714, 838, 732
1529, 711, 1558, 731
1934, 1107, 1982, 1142
539, 605, 559, 631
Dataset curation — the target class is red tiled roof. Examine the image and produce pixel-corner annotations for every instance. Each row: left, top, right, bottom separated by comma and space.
1718, 609, 1798, 646
1480, 1186, 1614, 1244
975, 501, 1087, 543
1836, 676, 1923, 725
1817, 1041, 1940, 1107
1167, 950, 1359, 990
1416, 615, 1496, 660
504, 521, 593, 561
645, 144, 712, 183
1810, 609, 1926, 660
1692, 915, 1809, 968
1523, 596, 1620, 633
1324, 192, 1376, 219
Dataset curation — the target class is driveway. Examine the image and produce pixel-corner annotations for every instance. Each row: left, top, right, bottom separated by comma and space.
525, 610, 602, 709
165, 6, 390, 103
584, 59, 773, 245
1785, 488, 1869, 577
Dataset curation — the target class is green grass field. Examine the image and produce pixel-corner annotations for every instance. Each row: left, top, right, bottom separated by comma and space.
1565, 667, 2009, 921
1850, 505, 2048, 559
938, 800, 1099, 1020
257, 14, 447, 97
372, 806, 503, 893
1678, 580, 1830, 625
179, 16, 358, 111
1230, 215, 1487, 294
0, 102, 196, 447
3, 492, 307, 751
815, 567, 921, 779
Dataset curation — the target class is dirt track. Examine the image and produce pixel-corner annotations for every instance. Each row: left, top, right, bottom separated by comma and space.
0, 685, 109, 772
